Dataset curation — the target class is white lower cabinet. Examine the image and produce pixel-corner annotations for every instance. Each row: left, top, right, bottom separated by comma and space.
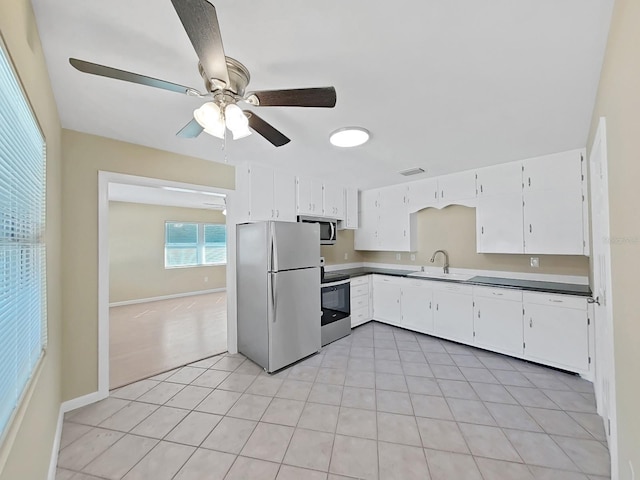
473, 287, 523, 357
523, 292, 589, 373
433, 283, 474, 344
401, 279, 434, 335
350, 275, 371, 328
372, 276, 402, 326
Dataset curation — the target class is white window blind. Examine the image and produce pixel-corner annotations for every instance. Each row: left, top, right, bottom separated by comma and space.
0, 43, 47, 439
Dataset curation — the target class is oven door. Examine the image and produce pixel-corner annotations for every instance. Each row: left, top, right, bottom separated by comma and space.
321, 281, 350, 326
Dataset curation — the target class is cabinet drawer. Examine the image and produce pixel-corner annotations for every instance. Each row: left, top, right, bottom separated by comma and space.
372, 275, 404, 286
352, 307, 371, 326
473, 286, 522, 302
351, 283, 369, 298
432, 282, 473, 295
351, 295, 370, 311
523, 292, 587, 310
350, 275, 370, 287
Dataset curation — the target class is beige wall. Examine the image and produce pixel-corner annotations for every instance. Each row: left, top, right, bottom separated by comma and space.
0, 1, 63, 479
109, 202, 227, 303
62, 130, 234, 401
352, 206, 589, 277
321, 229, 365, 265
587, 0, 640, 476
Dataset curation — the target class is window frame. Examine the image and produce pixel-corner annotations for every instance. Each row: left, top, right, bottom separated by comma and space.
164, 221, 227, 268
0, 36, 48, 445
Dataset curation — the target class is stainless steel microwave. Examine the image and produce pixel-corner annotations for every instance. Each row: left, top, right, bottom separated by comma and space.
297, 216, 337, 245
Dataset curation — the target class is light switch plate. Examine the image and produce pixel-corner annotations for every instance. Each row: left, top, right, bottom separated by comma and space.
530, 257, 540, 268
344, 253, 348, 260
396, 253, 401, 260
410, 254, 416, 261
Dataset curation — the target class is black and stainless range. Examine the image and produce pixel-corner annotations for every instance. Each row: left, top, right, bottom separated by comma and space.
321, 272, 351, 346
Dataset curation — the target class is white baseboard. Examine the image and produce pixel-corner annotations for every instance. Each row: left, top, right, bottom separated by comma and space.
109, 288, 226, 307
48, 390, 109, 479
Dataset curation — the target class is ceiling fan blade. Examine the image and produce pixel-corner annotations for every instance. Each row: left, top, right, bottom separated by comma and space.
244, 111, 291, 147
247, 87, 336, 108
171, 0, 230, 89
69, 58, 195, 95
176, 118, 204, 138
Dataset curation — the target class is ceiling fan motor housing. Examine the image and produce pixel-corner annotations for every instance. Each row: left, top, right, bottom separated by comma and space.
199, 57, 250, 96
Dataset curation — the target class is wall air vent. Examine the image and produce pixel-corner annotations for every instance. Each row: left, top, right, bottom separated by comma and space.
399, 167, 425, 176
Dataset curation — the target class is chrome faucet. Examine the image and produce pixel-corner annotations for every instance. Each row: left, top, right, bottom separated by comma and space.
430, 249, 449, 274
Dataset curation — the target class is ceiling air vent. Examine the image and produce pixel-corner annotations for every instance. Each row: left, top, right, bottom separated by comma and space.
399, 167, 425, 176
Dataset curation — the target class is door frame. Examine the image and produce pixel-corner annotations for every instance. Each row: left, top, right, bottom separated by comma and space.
97, 171, 236, 396
588, 117, 618, 477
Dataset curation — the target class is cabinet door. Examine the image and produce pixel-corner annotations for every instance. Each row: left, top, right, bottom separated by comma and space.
323, 183, 345, 219
408, 178, 439, 212
401, 282, 434, 334
477, 194, 524, 253
524, 189, 584, 254
344, 187, 359, 229
524, 302, 589, 372
249, 164, 275, 220
523, 149, 582, 192
474, 295, 523, 357
354, 190, 379, 250
438, 171, 476, 206
434, 286, 474, 344
378, 184, 407, 210
296, 177, 323, 215
273, 170, 296, 222
372, 278, 402, 326
476, 162, 522, 196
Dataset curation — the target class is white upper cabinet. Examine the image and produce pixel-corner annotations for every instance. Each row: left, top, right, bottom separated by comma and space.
407, 178, 439, 212
342, 187, 359, 229
476, 162, 524, 254
522, 149, 586, 255
437, 170, 477, 207
323, 183, 345, 219
354, 190, 380, 250
296, 176, 323, 216
236, 164, 296, 222
273, 170, 296, 221
374, 184, 416, 252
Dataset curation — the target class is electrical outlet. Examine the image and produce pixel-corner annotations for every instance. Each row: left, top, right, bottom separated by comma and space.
396, 253, 401, 261
344, 253, 348, 260
410, 254, 416, 261
530, 257, 540, 268
204, 276, 209, 282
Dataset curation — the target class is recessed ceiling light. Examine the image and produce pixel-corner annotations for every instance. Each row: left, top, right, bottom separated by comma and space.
329, 127, 370, 147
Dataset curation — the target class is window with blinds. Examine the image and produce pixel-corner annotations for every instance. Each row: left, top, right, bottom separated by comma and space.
165, 222, 226, 267
0, 43, 47, 438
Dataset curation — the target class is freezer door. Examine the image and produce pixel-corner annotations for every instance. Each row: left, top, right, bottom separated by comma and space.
268, 267, 321, 372
270, 222, 320, 272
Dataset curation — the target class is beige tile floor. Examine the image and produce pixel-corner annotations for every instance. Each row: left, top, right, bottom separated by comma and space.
58, 322, 610, 480
110, 292, 227, 389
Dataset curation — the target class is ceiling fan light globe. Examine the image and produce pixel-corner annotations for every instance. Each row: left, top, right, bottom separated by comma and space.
194, 102, 222, 128
224, 104, 248, 130
231, 125, 252, 140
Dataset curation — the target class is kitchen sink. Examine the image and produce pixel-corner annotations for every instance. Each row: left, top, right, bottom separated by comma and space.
407, 271, 474, 281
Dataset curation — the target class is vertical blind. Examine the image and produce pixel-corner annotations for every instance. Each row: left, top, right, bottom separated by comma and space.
0, 44, 47, 438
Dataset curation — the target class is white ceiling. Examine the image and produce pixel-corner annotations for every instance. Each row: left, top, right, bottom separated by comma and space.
32, 0, 613, 189
109, 183, 226, 210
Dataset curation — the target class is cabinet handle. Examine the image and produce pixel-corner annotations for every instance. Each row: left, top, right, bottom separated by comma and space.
429, 301, 432, 309
441, 190, 444, 198
480, 185, 483, 193
549, 299, 564, 303
529, 318, 533, 328
277, 210, 280, 218
481, 226, 484, 235
434, 191, 437, 199
477, 310, 481, 318
492, 292, 503, 296
272, 209, 275, 218
436, 304, 439, 311
529, 224, 532, 233
528, 177, 531, 187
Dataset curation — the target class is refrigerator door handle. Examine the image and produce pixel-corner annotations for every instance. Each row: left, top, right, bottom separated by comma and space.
271, 272, 278, 322
270, 222, 279, 272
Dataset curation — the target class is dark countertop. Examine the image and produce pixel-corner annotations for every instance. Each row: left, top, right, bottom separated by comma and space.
328, 267, 592, 297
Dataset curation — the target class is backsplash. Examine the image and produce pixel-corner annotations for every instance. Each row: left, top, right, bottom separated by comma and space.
321, 229, 365, 265
327, 205, 589, 277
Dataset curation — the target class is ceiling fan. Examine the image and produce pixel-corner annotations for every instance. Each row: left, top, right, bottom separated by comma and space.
69, 0, 337, 147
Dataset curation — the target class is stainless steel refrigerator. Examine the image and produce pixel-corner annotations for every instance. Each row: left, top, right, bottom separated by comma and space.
236, 221, 321, 373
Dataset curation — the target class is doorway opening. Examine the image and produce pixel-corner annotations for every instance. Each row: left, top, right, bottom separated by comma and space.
98, 172, 234, 391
